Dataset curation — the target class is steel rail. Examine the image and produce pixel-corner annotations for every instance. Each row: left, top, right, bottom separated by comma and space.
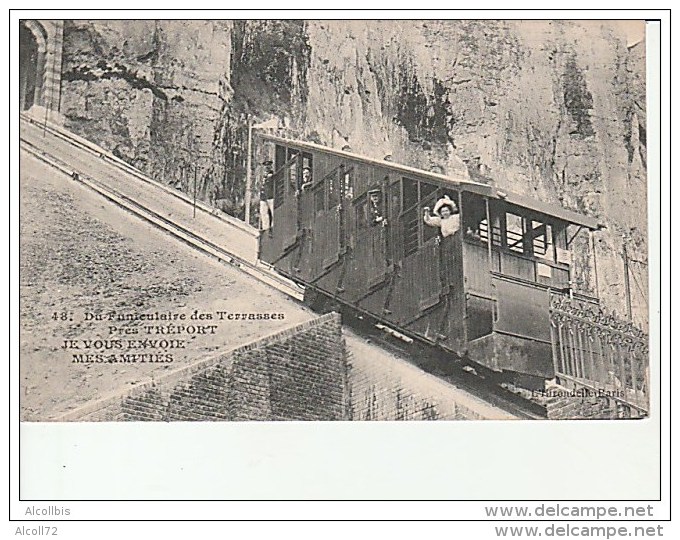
20, 138, 303, 301
20, 132, 545, 420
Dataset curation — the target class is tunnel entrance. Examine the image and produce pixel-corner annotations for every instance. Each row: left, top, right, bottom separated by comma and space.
19, 21, 42, 111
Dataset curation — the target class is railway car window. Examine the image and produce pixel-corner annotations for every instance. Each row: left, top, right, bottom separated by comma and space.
387, 182, 401, 261
419, 181, 438, 200
462, 194, 487, 242
302, 153, 313, 172
389, 181, 401, 214
355, 197, 368, 230
553, 223, 570, 265
301, 168, 312, 191
284, 149, 299, 191
367, 189, 384, 226
530, 220, 554, 261
314, 184, 325, 215
420, 184, 440, 244
343, 169, 354, 201
402, 178, 418, 211
275, 145, 287, 171
289, 157, 298, 192
477, 219, 489, 241
490, 210, 502, 246
327, 171, 340, 208
354, 190, 385, 230
401, 207, 419, 257
273, 169, 285, 209
505, 212, 524, 253
301, 153, 313, 191
401, 178, 420, 257
422, 215, 439, 243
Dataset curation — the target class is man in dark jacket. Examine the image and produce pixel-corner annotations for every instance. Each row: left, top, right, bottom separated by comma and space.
368, 189, 386, 226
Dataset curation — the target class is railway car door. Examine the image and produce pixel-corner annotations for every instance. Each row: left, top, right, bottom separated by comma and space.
351, 183, 388, 290
460, 192, 496, 342
273, 152, 300, 251
305, 165, 343, 281
388, 179, 449, 327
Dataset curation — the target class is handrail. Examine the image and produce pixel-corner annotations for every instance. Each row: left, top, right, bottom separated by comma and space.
549, 292, 649, 413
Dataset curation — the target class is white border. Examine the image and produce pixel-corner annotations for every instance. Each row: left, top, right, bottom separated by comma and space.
7, 8, 670, 524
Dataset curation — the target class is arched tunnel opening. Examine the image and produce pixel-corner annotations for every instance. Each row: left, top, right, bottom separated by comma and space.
19, 21, 41, 111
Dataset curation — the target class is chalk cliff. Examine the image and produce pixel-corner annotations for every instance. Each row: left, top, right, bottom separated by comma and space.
59, 19, 648, 325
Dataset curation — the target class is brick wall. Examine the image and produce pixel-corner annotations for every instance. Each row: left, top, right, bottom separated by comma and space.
62, 313, 348, 421
345, 336, 517, 421
60, 312, 517, 422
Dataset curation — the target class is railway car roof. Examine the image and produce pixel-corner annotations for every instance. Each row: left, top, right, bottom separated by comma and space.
259, 133, 601, 230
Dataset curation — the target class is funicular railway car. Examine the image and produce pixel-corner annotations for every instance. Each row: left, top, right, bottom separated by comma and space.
258, 135, 601, 389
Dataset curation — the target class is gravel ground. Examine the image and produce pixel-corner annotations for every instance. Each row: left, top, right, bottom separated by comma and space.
19, 152, 313, 421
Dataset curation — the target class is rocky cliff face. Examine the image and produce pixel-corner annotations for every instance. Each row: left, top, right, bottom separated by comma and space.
61, 20, 234, 206
59, 19, 648, 326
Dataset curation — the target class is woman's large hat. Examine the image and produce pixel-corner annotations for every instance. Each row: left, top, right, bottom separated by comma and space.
433, 195, 457, 216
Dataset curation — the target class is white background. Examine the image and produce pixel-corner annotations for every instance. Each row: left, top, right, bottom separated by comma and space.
6, 6, 671, 533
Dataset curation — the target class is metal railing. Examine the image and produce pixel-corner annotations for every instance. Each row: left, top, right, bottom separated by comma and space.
549, 293, 649, 414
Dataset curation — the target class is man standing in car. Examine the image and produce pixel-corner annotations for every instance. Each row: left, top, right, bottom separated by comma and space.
368, 188, 386, 226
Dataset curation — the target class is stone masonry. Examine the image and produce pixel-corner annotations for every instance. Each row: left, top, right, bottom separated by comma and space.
59, 311, 513, 422
346, 336, 515, 421
62, 313, 348, 421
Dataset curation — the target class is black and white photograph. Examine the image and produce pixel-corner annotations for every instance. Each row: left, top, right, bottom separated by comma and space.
9, 10, 672, 534
18, 18, 652, 425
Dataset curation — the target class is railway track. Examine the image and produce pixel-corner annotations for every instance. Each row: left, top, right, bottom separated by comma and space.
314, 304, 546, 419
20, 135, 303, 302
20, 118, 546, 419
20, 113, 255, 238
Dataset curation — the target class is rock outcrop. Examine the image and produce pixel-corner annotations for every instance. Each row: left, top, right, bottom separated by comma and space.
59, 19, 648, 326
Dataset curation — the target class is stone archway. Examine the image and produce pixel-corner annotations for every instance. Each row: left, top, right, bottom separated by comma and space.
19, 22, 45, 111
18, 20, 63, 123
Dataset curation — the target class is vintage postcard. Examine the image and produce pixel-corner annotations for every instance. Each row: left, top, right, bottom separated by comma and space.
19, 18, 650, 424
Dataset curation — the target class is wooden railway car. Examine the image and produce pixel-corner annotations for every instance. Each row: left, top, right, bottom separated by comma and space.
258, 135, 601, 388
